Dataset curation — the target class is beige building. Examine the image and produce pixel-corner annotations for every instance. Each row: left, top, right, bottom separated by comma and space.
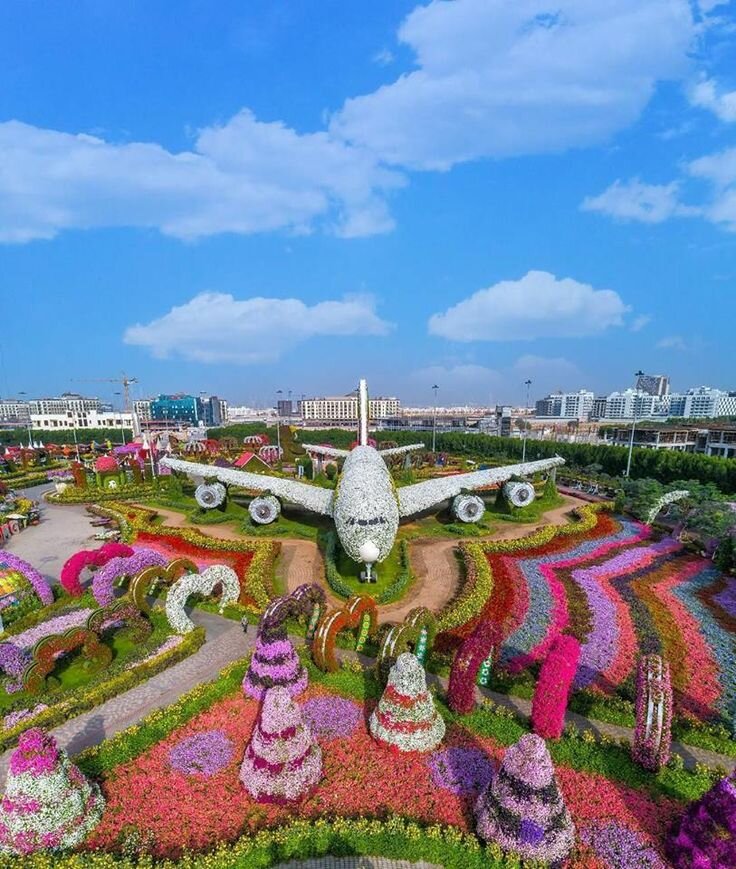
300, 394, 400, 423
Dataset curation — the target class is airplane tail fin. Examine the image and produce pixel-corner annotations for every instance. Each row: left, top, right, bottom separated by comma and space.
358, 378, 369, 446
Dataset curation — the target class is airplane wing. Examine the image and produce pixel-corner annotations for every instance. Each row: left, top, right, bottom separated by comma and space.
301, 444, 351, 458
159, 457, 334, 516
396, 456, 565, 517
378, 443, 425, 457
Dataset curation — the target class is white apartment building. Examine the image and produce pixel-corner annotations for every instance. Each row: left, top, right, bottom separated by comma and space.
0, 400, 31, 422
30, 410, 135, 430
301, 395, 401, 422
662, 387, 736, 419
535, 390, 594, 421
28, 393, 102, 414
601, 390, 661, 420
134, 399, 152, 421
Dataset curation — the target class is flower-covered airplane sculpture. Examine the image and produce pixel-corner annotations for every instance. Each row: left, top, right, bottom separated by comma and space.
161, 380, 564, 571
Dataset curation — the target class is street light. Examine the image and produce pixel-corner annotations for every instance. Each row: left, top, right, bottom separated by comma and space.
522, 379, 532, 463
275, 390, 283, 458
625, 370, 646, 478
431, 384, 439, 453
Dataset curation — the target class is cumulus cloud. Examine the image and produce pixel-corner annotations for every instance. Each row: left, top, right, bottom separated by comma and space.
123, 292, 392, 364
630, 314, 653, 332
428, 271, 629, 342
688, 77, 736, 123
0, 111, 404, 243
585, 148, 736, 232
331, 0, 696, 170
581, 179, 685, 223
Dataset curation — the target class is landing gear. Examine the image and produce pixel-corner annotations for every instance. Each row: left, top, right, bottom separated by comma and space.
360, 563, 377, 583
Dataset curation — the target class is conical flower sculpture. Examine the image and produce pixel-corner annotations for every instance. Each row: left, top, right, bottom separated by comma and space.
369, 652, 445, 753
667, 768, 736, 868
0, 728, 104, 855
475, 733, 574, 864
242, 627, 307, 701
239, 685, 322, 804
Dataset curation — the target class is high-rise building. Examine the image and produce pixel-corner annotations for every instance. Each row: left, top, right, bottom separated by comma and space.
663, 387, 735, 419
133, 399, 152, 422
28, 393, 102, 414
301, 393, 400, 422
600, 390, 660, 420
635, 373, 670, 397
534, 391, 594, 421
0, 400, 31, 423
149, 394, 203, 426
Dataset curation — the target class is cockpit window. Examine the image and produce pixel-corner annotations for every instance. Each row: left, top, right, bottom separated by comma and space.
347, 516, 386, 527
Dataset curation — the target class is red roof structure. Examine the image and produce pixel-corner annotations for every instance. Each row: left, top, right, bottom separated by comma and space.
233, 451, 269, 470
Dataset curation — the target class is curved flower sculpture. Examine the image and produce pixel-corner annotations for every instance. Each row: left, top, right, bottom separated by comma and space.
60, 542, 134, 597
165, 565, 239, 633
633, 654, 672, 771
91, 549, 167, 607
530, 634, 581, 740
0, 553, 52, 607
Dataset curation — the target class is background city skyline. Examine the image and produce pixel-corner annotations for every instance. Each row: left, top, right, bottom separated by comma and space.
2, 1, 736, 406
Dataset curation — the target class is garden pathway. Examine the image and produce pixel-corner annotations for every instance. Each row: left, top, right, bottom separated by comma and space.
2, 483, 99, 585
0, 610, 254, 781
276, 860, 441, 868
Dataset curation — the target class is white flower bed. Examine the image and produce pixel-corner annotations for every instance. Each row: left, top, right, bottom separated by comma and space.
647, 490, 689, 525
165, 565, 240, 634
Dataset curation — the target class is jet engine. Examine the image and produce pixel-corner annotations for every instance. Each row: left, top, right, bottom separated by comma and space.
194, 482, 227, 510
249, 494, 281, 525
452, 493, 485, 523
503, 481, 536, 508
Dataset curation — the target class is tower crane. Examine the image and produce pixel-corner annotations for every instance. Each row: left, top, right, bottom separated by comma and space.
70, 373, 139, 411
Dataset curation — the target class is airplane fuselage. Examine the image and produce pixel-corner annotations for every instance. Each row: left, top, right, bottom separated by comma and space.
331, 446, 399, 564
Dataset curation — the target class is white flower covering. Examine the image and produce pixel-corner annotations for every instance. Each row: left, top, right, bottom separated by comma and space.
165, 565, 240, 633
397, 457, 564, 517
451, 494, 485, 523
647, 490, 689, 525
503, 481, 536, 508
159, 457, 334, 516
333, 446, 399, 563
249, 495, 281, 525
194, 482, 227, 509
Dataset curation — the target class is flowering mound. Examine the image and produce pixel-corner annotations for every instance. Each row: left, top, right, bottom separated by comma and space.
0, 553, 53, 606
0, 728, 104, 855
475, 732, 574, 864
667, 768, 736, 869
582, 822, 667, 869
369, 652, 445, 753
302, 695, 362, 740
242, 632, 307, 701
168, 730, 234, 778
427, 747, 494, 797
239, 685, 322, 804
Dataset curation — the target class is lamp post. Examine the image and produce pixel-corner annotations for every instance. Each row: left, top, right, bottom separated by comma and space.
275, 390, 283, 459
625, 370, 646, 478
522, 379, 532, 463
431, 384, 439, 453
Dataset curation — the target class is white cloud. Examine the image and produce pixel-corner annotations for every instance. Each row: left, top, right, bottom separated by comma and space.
372, 49, 395, 67
688, 77, 736, 123
123, 292, 392, 364
630, 314, 652, 332
331, 0, 696, 170
428, 271, 629, 342
0, 111, 404, 243
656, 335, 688, 350
581, 179, 685, 223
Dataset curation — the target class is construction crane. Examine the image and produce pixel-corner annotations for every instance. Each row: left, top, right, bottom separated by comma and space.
71, 373, 139, 411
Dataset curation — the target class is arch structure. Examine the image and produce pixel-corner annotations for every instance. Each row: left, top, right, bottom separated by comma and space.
377, 607, 437, 683
447, 621, 500, 715
130, 558, 199, 613
312, 595, 378, 673
86, 601, 152, 643
91, 550, 167, 607
165, 565, 240, 634
633, 654, 673, 772
0, 553, 53, 607
23, 628, 112, 695
60, 542, 134, 597
646, 490, 690, 526
257, 583, 327, 642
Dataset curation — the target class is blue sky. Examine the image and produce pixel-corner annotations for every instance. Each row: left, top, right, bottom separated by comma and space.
1, 0, 736, 408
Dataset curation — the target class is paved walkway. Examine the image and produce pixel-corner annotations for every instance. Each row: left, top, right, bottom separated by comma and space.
0, 610, 253, 781
2, 483, 99, 585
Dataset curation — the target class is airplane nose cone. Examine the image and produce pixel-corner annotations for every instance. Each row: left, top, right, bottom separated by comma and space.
359, 540, 380, 564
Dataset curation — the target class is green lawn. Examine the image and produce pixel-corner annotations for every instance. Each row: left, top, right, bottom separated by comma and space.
332, 536, 408, 600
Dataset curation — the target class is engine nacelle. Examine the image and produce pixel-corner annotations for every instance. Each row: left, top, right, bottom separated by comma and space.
249, 494, 281, 525
194, 482, 227, 509
503, 481, 535, 508
452, 493, 485, 523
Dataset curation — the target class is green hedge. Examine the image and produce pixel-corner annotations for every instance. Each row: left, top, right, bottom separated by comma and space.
321, 530, 355, 598
376, 540, 413, 604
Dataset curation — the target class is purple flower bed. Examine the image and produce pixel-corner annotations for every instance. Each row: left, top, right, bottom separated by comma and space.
168, 730, 234, 777
6, 610, 92, 651
582, 822, 666, 868
301, 696, 363, 740
0, 554, 53, 606
91, 549, 166, 607
427, 747, 494, 796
